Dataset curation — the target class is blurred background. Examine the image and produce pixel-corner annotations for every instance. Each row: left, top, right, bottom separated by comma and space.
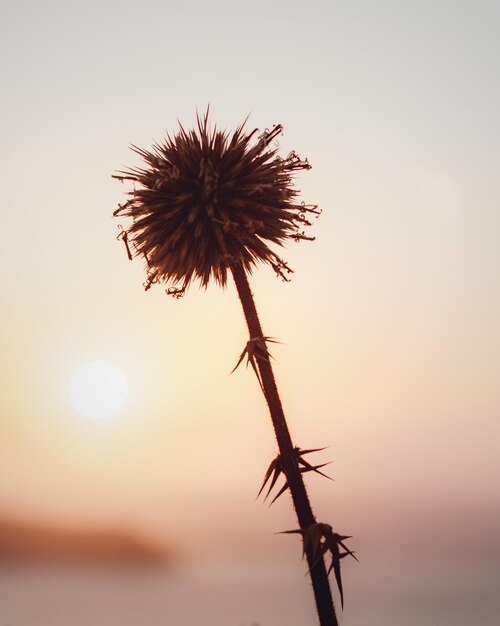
1, 1, 499, 625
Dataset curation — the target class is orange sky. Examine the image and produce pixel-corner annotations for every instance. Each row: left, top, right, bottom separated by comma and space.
1, 1, 499, 574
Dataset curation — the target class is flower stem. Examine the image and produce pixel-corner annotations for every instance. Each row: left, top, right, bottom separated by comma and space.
231, 262, 339, 626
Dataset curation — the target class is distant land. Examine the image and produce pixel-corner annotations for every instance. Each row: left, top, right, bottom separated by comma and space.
0, 516, 171, 565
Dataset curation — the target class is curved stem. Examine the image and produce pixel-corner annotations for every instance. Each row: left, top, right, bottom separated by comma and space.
231, 262, 339, 626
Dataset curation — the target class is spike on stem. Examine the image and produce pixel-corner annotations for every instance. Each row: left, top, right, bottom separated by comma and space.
231, 261, 339, 626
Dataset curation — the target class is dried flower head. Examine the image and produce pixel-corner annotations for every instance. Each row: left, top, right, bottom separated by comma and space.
113, 110, 320, 294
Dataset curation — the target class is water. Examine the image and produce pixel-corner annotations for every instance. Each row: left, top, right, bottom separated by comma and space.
1, 556, 498, 626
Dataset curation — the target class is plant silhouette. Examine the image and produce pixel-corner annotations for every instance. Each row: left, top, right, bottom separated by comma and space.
112, 109, 355, 626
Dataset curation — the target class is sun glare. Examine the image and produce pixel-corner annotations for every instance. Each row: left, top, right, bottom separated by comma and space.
69, 361, 128, 419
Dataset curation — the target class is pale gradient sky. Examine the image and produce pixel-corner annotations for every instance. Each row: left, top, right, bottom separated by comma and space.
0, 0, 499, 617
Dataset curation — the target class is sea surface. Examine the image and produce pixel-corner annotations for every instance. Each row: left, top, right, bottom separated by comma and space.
1, 554, 499, 626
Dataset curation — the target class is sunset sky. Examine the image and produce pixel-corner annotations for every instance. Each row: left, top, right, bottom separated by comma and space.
1, 1, 499, 623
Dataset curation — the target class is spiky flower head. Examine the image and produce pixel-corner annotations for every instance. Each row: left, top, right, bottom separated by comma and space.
113, 110, 320, 296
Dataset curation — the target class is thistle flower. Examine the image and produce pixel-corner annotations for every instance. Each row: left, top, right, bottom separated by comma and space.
113, 110, 320, 294
112, 111, 349, 626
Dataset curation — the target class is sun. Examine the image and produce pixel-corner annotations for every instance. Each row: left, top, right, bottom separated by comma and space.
69, 361, 129, 419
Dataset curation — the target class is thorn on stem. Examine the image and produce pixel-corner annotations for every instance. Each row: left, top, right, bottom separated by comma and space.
277, 522, 357, 609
